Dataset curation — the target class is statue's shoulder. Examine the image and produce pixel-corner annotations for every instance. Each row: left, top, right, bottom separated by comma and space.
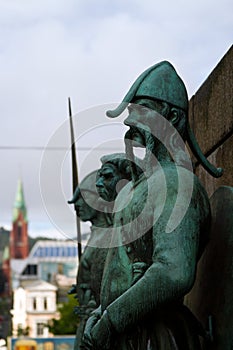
114, 164, 210, 217
150, 163, 210, 207
151, 163, 203, 188
150, 163, 194, 180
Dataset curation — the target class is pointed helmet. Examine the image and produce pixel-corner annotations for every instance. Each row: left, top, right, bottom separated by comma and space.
68, 170, 98, 204
106, 61, 223, 178
106, 61, 188, 118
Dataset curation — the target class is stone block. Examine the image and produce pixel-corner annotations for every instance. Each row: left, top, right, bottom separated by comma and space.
188, 45, 233, 156
185, 186, 233, 349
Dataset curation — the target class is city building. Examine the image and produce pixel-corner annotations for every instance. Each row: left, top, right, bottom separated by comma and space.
7, 178, 78, 339
16, 239, 78, 293
11, 280, 58, 337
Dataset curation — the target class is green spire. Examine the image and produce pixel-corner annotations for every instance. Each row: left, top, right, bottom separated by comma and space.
13, 179, 27, 222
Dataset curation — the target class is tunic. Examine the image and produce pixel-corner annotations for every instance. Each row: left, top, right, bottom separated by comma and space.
75, 226, 111, 350
100, 164, 210, 349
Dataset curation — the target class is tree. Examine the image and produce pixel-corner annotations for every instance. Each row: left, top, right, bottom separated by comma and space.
17, 325, 30, 337
47, 294, 78, 335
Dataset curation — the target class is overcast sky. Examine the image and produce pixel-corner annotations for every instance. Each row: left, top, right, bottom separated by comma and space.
0, 0, 232, 240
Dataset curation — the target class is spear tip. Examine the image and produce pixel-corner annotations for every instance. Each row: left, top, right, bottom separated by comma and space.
68, 97, 72, 117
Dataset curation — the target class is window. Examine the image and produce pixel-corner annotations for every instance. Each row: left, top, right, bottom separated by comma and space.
33, 298, 37, 310
22, 264, 37, 276
45, 247, 50, 257
56, 247, 59, 257
17, 225, 22, 241
68, 247, 72, 256
44, 298, 47, 310
47, 273, 51, 282
61, 247, 65, 257
36, 323, 44, 336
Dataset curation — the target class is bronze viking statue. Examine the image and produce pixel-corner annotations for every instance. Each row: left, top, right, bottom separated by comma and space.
69, 155, 141, 349
68, 170, 110, 350
81, 61, 222, 349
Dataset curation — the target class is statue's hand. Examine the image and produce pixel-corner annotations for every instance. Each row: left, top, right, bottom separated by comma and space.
89, 310, 114, 350
85, 299, 97, 316
81, 306, 102, 349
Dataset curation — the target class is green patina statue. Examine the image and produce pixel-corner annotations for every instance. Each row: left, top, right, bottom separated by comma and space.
96, 153, 142, 220
69, 155, 139, 350
81, 61, 222, 349
68, 170, 110, 350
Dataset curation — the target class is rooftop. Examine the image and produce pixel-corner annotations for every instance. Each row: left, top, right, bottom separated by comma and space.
29, 240, 78, 260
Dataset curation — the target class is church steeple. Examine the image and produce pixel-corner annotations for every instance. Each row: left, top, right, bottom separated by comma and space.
10, 178, 29, 259
13, 179, 27, 222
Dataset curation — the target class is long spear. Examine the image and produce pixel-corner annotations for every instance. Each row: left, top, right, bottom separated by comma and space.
68, 97, 82, 262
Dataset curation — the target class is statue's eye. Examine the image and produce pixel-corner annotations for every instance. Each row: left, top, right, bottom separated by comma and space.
104, 173, 113, 180
137, 105, 150, 114
141, 108, 149, 116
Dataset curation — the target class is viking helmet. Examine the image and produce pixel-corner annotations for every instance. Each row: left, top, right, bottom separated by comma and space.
106, 61, 188, 118
68, 170, 98, 204
106, 61, 223, 178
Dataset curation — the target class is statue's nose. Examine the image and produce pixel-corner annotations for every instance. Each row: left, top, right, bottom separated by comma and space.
96, 178, 103, 188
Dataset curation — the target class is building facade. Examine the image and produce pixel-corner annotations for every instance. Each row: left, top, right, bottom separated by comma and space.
11, 280, 58, 337
8, 179, 78, 339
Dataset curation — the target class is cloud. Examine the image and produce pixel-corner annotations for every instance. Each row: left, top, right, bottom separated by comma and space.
0, 0, 232, 235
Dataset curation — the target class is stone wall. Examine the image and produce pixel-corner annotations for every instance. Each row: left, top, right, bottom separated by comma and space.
189, 44, 233, 195
185, 45, 233, 349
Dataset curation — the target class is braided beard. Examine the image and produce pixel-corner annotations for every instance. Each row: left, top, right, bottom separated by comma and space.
125, 129, 158, 181
125, 135, 139, 183
143, 132, 158, 178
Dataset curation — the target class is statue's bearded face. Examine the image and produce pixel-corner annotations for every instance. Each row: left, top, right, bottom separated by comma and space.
124, 97, 186, 155
96, 163, 125, 202
74, 191, 98, 222
123, 99, 162, 158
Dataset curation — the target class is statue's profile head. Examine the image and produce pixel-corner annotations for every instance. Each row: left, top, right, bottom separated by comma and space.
68, 170, 100, 222
106, 61, 188, 158
107, 61, 188, 118
96, 153, 137, 202
106, 61, 222, 178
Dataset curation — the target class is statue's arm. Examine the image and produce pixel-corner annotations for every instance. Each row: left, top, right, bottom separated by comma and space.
105, 194, 201, 333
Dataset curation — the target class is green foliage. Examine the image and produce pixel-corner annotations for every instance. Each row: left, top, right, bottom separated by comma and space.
47, 294, 78, 335
17, 325, 30, 337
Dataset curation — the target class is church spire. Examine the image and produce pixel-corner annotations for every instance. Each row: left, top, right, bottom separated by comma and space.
13, 178, 27, 222
10, 178, 29, 259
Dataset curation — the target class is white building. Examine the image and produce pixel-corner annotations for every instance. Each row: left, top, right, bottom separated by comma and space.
11, 280, 58, 337
11, 240, 79, 337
